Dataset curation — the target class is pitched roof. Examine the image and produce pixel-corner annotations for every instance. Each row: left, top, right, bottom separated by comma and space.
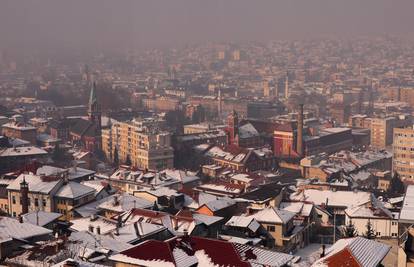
7, 173, 61, 194
251, 206, 295, 224
110, 236, 294, 267
0, 216, 52, 240
55, 182, 96, 199
22, 211, 62, 227
313, 237, 391, 267
240, 183, 284, 202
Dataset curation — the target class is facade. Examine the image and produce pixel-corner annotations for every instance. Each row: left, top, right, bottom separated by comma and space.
371, 115, 412, 149
7, 174, 63, 217
102, 119, 174, 170
1, 121, 37, 145
393, 126, 414, 180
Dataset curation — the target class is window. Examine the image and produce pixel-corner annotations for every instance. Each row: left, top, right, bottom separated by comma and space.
392, 221, 398, 226
43, 199, 47, 207
12, 212, 16, 217
267, 225, 276, 232
392, 233, 398, 237
34, 198, 39, 207
376, 232, 381, 236
12, 196, 16, 204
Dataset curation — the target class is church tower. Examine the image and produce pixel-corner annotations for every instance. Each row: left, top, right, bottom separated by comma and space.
88, 82, 101, 133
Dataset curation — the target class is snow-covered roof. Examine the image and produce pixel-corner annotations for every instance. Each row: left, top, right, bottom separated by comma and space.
22, 211, 62, 227
238, 123, 259, 139
70, 216, 117, 234
55, 182, 96, 199
399, 185, 414, 222
202, 198, 236, 212
69, 231, 133, 253
0, 216, 52, 240
225, 216, 261, 232
0, 146, 48, 157
7, 173, 61, 194
290, 189, 371, 209
313, 237, 390, 267
97, 193, 153, 213
280, 202, 314, 217
113, 222, 167, 244
251, 206, 295, 224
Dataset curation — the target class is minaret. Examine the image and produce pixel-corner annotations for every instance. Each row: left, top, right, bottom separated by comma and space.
227, 110, 239, 145
285, 72, 289, 99
20, 177, 29, 215
297, 104, 304, 157
88, 82, 101, 132
218, 88, 222, 119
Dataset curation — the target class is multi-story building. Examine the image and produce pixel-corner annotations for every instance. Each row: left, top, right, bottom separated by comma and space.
371, 115, 412, 149
6, 174, 63, 217
393, 126, 414, 180
1, 120, 37, 145
102, 118, 174, 170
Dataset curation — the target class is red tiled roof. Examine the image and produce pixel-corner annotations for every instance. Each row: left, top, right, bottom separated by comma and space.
122, 240, 175, 263
323, 247, 361, 267
117, 236, 252, 267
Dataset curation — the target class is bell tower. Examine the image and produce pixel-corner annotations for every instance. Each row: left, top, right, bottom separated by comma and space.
88, 82, 101, 132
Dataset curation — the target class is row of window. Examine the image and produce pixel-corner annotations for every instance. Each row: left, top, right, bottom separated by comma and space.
12, 196, 47, 207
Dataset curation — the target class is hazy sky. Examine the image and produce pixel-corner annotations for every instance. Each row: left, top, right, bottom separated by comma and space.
1, 0, 414, 51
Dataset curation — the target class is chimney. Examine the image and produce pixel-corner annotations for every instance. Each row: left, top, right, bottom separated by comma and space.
20, 177, 29, 215
133, 222, 141, 237
297, 104, 304, 158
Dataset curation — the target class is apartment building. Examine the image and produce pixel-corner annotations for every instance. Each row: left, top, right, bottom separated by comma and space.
371, 115, 412, 149
393, 126, 414, 180
102, 118, 174, 171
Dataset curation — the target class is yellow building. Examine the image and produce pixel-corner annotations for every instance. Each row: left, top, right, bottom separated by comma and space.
393, 126, 414, 180
102, 119, 174, 171
6, 174, 63, 217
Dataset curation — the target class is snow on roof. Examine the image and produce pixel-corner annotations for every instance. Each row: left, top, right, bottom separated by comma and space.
137, 187, 181, 197
36, 165, 95, 180
7, 173, 61, 194
0, 146, 48, 157
98, 193, 153, 213
69, 231, 133, 253
192, 213, 223, 226
225, 216, 260, 232
0, 216, 52, 240
113, 222, 167, 244
313, 237, 390, 267
280, 202, 314, 217
230, 173, 253, 183
251, 206, 295, 224
52, 258, 107, 267
70, 216, 117, 234
290, 189, 371, 209
202, 198, 236, 212
238, 123, 259, 139
400, 185, 414, 222
55, 182, 96, 199
22, 211, 62, 227
234, 243, 294, 267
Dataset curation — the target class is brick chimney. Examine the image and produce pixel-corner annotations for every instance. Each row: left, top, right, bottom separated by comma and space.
297, 104, 304, 157
20, 176, 29, 215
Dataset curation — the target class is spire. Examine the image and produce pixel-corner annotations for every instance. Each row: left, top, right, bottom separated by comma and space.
89, 82, 97, 108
